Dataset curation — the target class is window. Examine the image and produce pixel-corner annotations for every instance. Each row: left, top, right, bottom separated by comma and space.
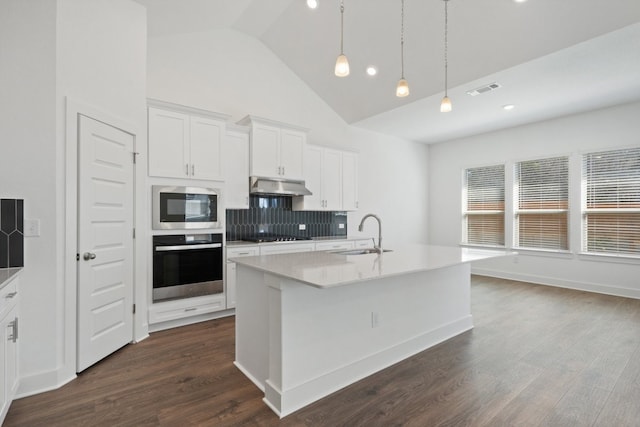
583, 147, 640, 256
515, 156, 569, 250
463, 165, 505, 246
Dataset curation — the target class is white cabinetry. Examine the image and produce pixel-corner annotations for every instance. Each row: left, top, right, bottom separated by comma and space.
148, 294, 226, 326
342, 150, 359, 211
0, 273, 19, 423
148, 102, 229, 181
238, 116, 307, 180
293, 146, 359, 212
260, 242, 315, 255
226, 246, 259, 309
314, 241, 354, 251
225, 125, 250, 209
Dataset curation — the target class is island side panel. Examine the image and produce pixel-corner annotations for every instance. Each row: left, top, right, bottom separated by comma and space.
265, 263, 473, 417
234, 265, 269, 391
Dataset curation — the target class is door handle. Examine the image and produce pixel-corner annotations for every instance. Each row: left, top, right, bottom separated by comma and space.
83, 252, 97, 261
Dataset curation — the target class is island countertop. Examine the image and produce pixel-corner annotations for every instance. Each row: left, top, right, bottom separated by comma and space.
231, 244, 515, 288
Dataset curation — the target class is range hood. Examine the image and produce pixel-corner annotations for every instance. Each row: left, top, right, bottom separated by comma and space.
249, 176, 312, 196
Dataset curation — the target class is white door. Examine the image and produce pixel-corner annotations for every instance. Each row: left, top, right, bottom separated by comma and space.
77, 115, 134, 372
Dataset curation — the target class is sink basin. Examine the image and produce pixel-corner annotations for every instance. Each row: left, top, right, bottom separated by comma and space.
331, 248, 393, 255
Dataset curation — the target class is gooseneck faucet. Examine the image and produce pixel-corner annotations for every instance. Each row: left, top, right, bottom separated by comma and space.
358, 213, 382, 253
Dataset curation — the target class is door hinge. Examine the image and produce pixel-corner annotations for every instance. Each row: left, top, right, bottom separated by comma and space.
133, 228, 136, 239
133, 304, 136, 314
76, 253, 80, 261
132, 151, 139, 164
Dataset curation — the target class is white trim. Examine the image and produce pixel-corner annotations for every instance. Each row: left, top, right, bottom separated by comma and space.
147, 98, 231, 121
577, 252, 640, 264
471, 268, 640, 300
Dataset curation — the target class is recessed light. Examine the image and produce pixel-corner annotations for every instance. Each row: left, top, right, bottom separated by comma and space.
503, 104, 515, 111
514, 0, 527, 3
366, 66, 378, 76
306, 0, 318, 9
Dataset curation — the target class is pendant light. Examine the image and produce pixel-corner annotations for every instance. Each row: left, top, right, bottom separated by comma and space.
440, 0, 452, 112
396, 0, 409, 97
335, 0, 350, 77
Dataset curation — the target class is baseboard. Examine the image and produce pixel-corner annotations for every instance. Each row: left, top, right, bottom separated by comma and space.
234, 361, 266, 392
148, 309, 235, 333
265, 315, 473, 418
472, 268, 640, 300
15, 369, 76, 400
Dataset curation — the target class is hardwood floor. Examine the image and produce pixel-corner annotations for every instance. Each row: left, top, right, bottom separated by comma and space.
6, 276, 640, 426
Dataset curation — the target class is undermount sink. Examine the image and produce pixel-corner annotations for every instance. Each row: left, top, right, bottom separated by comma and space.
331, 248, 393, 255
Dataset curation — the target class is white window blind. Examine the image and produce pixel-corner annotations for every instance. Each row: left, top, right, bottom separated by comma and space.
583, 147, 640, 256
464, 165, 505, 246
515, 156, 569, 250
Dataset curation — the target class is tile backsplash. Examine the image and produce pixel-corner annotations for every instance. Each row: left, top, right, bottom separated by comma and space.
0, 199, 24, 268
226, 195, 347, 241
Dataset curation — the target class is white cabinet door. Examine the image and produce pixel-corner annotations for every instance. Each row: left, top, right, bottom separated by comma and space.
251, 123, 280, 178
225, 129, 250, 209
279, 129, 305, 180
0, 276, 18, 423
226, 246, 259, 309
300, 145, 323, 210
148, 107, 190, 178
190, 116, 224, 181
148, 106, 226, 181
342, 151, 359, 211
322, 148, 342, 211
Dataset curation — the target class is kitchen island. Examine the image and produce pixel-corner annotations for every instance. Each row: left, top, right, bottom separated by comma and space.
232, 244, 514, 417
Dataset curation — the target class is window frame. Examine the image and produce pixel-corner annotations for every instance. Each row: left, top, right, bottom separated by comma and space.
461, 164, 506, 248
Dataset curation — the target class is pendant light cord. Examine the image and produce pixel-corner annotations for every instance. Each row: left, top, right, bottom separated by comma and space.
400, 0, 405, 79
340, 0, 345, 54
444, 0, 449, 96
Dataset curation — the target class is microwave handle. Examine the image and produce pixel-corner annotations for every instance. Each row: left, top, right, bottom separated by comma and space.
155, 243, 222, 252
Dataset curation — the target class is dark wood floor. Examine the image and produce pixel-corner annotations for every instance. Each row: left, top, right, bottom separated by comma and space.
5, 276, 640, 426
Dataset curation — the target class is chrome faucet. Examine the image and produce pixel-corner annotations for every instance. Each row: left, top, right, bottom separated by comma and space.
358, 213, 382, 253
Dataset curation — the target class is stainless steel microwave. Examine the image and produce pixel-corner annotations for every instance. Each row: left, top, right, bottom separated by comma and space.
152, 185, 222, 230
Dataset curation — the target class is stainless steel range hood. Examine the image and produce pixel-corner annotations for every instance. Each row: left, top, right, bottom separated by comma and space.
249, 176, 312, 196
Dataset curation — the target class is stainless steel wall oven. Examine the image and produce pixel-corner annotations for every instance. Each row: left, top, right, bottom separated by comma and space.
152, 233, 223, 302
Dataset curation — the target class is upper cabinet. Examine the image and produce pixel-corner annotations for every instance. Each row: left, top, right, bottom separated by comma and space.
224, 125, 250, 209
148, 101, 229, 181
237, 115, 307, 181
293, 145, 359, 211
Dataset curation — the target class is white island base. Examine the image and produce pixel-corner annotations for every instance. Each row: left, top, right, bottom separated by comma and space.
234, 250, 479, 418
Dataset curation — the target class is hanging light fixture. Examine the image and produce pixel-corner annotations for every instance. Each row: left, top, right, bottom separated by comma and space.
396, 0, 409, 97
440, 0, 452, 112
335, 0, 350, 77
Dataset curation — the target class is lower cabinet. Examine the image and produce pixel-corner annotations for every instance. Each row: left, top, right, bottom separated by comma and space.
0, 274, 19, 424
225, 246, 259, 309
148, 294, 226, 325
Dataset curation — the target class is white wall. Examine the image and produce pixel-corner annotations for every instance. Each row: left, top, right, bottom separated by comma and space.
147, 28, 430, 248
1, 0, 147, 397
428, 101, 640, 298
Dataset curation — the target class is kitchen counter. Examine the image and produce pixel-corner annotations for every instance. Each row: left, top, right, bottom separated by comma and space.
234, 244, 514, 417
231, 244, 513, 288
0, 268, 21, 290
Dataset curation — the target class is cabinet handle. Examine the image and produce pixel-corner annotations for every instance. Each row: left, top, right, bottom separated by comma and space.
191, 164, 195, 175
185, 164, 189, 175
245, 197, 249, 206
282, 166, 285, 175
5, 291, 17, 299
184, 307, 197, 312
8, 318, 18, 343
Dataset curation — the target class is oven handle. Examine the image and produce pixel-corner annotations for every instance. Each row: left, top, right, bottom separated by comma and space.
155, 243, 222, 252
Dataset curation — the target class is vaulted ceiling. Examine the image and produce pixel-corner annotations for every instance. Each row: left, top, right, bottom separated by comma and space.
136, 0, 640, 143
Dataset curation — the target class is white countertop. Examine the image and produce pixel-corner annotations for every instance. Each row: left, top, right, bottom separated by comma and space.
232, 244, 515, 288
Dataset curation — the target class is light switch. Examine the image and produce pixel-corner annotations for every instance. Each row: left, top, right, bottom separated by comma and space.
24, 219, 41, 237
339, 223, 345, 229
299, 224, 306, 230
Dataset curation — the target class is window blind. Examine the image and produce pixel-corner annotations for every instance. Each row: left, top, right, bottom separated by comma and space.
464, 165, 505, 246
515, 156, 569, 250
583, 147, 640, 255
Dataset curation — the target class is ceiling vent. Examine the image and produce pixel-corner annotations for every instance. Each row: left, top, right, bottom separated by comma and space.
466, 82, 502, 96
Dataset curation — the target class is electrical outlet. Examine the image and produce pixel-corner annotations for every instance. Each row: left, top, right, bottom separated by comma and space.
339, 223, 345, 229
24, 219, 41, 237
299, 224, 306, 230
